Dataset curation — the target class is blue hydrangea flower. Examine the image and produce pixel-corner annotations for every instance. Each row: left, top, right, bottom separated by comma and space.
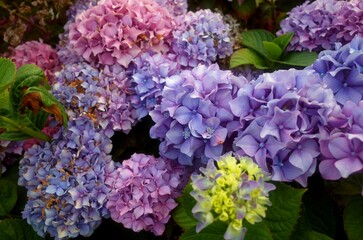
171, 9, 233, 68
154, 0, 188, 16
18, 116, 116, 239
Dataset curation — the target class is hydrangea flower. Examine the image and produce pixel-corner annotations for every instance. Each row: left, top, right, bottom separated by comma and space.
277, 0, 363, 52
18, 116, 115, 239
171, 9, 233, 68
150, 64, 247, 165
69, 0, 175, 68
308, 36, 363, 106
52, 61, 137, 135
9, 40, 60, 83
231, 69, 338, 186
105, 153, 186, 236
154, 0, 188, 16
190, 152, 275, 240
0, 140, 24, 174
128, 52, 181, 120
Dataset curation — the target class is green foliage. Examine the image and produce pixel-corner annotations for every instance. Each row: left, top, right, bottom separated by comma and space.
0, 59, 67, 141
180, 221, 227, 240
344, 195, 363, 240
0, 219, 43, 240
0, 180, 17, 217
230, 30, 317, 70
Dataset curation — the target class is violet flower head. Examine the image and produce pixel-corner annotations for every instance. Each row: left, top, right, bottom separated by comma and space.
18, 116, 116, 239
10, 40, 60, 83
105, 153, 186, 236
150, 64, 247, 166
69, 0, 175, 68
308, 36, 363, 106
171, 9, 233, 68
277, 0, 363, 52
154, 0, 188, 16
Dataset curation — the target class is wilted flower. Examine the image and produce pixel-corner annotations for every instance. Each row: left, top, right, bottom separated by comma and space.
9, 40, 60, 83
105, 153, 186, 236
190, 152, 275, 240
171, 9, 233, 68
308, 36, 363, 105
18, 116, 115, 239
69, 0, 175, 68
154, 0, 188, 16
150, 64, 247, 165
278, 0, 363, 52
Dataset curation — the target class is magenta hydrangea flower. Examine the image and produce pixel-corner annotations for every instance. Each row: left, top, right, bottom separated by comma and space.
9, 40, 60, 83
308, 36, 363, 106
18, 116, 116, 239
105, 153, 186, 236
154, 0, 188, 16
170, 9, 233, 68
231, 69, 338, 186
150, 64, 247, 165
277, 0, 363, 52
69, 0, 175, 68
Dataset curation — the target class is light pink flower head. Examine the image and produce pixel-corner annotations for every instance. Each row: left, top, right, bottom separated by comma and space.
10, 40, 60, 84
69, 0, 175, 68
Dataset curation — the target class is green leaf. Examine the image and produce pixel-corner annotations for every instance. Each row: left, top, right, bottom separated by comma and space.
241, 30, 276, 57
232, 0, 256, 20
252, 182, 305, 240
173, 183, 198, 230
0, 58, 16, 93
278, 51, 318, 67
273, 32, 294, 53
0, 180, 17, 216
230, 49, 268, 69
344, 195, 363, 240
262, 41, 283, 60
0, 219, 43, 240
244, 221, 273, 240
180, 221, 227, 240
292, 231, 334, 240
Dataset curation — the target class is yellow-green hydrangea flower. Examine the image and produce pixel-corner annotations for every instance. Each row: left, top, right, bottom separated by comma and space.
190, 152, 275, 240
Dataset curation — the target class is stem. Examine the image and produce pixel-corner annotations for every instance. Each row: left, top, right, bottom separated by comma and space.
0, 115, 50, 141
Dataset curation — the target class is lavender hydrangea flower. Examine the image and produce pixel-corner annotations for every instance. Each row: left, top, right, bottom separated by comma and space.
150, 64, 247, 165
232, 69, 338, 186
190, 152, 275, 240
52, 61, 137, 135
277, 0, 363, 52
18, 116, 116, 239
171, 9, 233, 68
69, 0, 175, 68
154, 0, 188, 16
9, 40, 60, 83
105, 153, 186, 236
308, 36, 363, 105
128, 52, 181, 120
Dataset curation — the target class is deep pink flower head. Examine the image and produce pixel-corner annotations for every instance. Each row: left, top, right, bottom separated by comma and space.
9, 40, 60, 84
69, 0, 175, 68
105, 153, 186, 236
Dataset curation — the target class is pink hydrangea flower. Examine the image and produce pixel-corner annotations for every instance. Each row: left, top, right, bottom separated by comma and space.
69, 0, 175, 68
9, 40, 60, 84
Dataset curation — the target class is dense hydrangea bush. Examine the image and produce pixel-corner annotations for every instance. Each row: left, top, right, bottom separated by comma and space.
278, 0, 363, 52
18, 117, 115, 239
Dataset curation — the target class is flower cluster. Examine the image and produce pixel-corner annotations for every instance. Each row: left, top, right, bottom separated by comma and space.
105, 153, 185, 236
308, 36, 363, 106
190, 153, 275, 240
171, 9, 233, 68
18, 117, 115, 239
9, 40, 60, 83
69, 0, 175, 68
154, 0, 188, 16
0, 140, 25, 174
150, 64, 246, 166
278, 0, 363, 52
52, 61, 137, 135
128, 52, 181, 120
231, 69, 338, 186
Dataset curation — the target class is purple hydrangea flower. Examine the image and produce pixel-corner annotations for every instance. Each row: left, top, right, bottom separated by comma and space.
277, 0, 363, 52
69, 0, 175, 68
308, 36, 363, 105
154, 0, 188, 16
18, 116, 116, 239
232, 69, 338, 186
170, 9, 233, 68
105, 153, 186, 236
150, 64, 247, 165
